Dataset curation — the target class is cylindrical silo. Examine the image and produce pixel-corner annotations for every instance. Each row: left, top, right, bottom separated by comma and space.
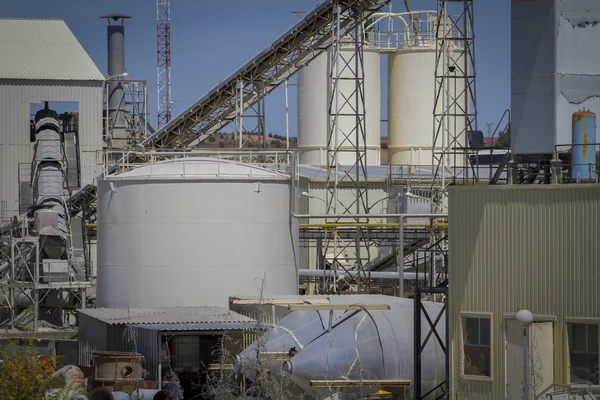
283, 298, 446, 399
572, 110, 597, 183
388, 25, 466, 166
297, 46, 381, 166
96, 158, 298, 308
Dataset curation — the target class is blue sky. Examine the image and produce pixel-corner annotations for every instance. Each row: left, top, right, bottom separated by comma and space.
4, 0, 510, 137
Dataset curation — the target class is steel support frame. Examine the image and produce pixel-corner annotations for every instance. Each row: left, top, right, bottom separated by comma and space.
103, 79, 148, 149
234, 80, 268, 149
431, 0, 477, 196
69, 1, 389, 221
413, 232, 449, 399
0, 227, 91, 331
157, 0, 172, 128
323, 3, 373, 293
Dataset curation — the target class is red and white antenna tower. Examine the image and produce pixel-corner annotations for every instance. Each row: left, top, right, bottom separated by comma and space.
157, 0, 172, 128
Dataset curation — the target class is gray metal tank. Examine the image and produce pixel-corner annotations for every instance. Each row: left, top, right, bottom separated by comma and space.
96, 158, 297, 308
282, 298, 446, 399
234, 295, 403, 379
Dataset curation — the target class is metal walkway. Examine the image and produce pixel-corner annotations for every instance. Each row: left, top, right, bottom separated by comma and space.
68, 0, 389, 217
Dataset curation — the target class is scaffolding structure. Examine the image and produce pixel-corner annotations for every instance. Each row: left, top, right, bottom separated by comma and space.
234, 80, 268, 149
103, 78, 148, 150
157, 0, 172, 128
431, 0, 477, 194
320, 3, 373, 293
412, 1, 477, 398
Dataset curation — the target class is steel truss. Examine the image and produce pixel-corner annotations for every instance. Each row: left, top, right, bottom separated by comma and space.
413, 233, 449, 400
69, 0, 389, 220
431, 0, 477, 196
141, 0, 388, 149
0, 225, 90, 331
321, 3, 373, 293
234, 80, 268, 149
157, 0, 172, 128
103, 78, 148, 149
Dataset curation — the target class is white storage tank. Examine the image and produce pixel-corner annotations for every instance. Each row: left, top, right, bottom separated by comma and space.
96, 158, 298, 308
388, 20, 466, 166
297, 46, 381, 166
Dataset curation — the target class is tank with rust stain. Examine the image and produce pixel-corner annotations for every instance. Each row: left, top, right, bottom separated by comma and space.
572, 110, 597, 183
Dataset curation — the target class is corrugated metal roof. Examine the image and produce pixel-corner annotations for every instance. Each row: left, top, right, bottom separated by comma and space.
131, 323, 256, 331
78, 306, 256, 326
0, 19, 104, 81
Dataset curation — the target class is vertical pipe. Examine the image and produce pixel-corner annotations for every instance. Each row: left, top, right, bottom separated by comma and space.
33, 242, 39, 332
10, 239, 15, 330
414, 287, 422, 399
572, 110, 597, 183
107, 24, 127, 147
398, 217, 404, 298
285, 80, 290, 150
523, 328, 528, 400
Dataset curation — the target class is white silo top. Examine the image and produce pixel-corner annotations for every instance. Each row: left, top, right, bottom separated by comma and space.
106, 157, 289, 181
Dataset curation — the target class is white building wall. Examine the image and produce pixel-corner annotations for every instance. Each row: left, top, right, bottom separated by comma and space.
0, 80, 103, 217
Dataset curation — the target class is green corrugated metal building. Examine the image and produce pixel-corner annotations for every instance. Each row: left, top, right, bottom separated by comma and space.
448, 184, 600, 398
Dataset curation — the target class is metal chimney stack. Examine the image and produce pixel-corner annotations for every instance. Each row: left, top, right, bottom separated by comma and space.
101, 14, 131, 150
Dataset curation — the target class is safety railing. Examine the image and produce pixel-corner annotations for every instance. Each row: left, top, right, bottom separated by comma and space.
365, 11, 464, 51
88, 149, 297, 181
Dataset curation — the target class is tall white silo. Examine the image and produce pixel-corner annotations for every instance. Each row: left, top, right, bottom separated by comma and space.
297, 46, 381, 166
96, 158, 298, 308
388, 16, 466, 166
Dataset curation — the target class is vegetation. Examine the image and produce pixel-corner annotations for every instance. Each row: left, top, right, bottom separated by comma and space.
497, 124, 510, 147
0, 341, 66, 400
208, 135, 216, 143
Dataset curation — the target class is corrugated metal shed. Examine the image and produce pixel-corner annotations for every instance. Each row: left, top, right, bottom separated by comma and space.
0, 19, 104, 81
78, 307, 256, 380
131, 323, 255, 331
448, 184, 600, 398
78, 306, 255, 325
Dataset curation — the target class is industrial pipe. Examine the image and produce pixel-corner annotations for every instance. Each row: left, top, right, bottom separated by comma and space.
298, 269, 443, 281
293, 213, 446, 219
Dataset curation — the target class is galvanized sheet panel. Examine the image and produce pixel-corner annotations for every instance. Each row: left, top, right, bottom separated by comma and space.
0, 19, 104, 81
449, 185, 600, 398
0, 82, 103, 217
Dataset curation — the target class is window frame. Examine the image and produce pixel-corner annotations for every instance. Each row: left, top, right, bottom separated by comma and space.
566, 320, 600, 385
460, 312, 493, 381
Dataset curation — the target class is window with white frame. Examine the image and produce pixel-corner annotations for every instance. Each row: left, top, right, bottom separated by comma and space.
569, 323, 599, 384
463, 316, 491, 377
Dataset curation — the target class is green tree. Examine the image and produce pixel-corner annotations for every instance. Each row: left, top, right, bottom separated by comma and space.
271, 139, 281, 148
219, 140, 225, 148
0, 341, 66, 399
497, 124, 510, 147
219, 133, 224, 139
268, 132, 273, 138
208, 135, 216, 143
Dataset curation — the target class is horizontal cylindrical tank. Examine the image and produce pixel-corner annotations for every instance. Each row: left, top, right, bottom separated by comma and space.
234, 294, 402, 380
388, 46, 466, 166
96, 158, 298, 308
298, 47, 381, 166
572, 110, 597, 183
283, 298, 446, 399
